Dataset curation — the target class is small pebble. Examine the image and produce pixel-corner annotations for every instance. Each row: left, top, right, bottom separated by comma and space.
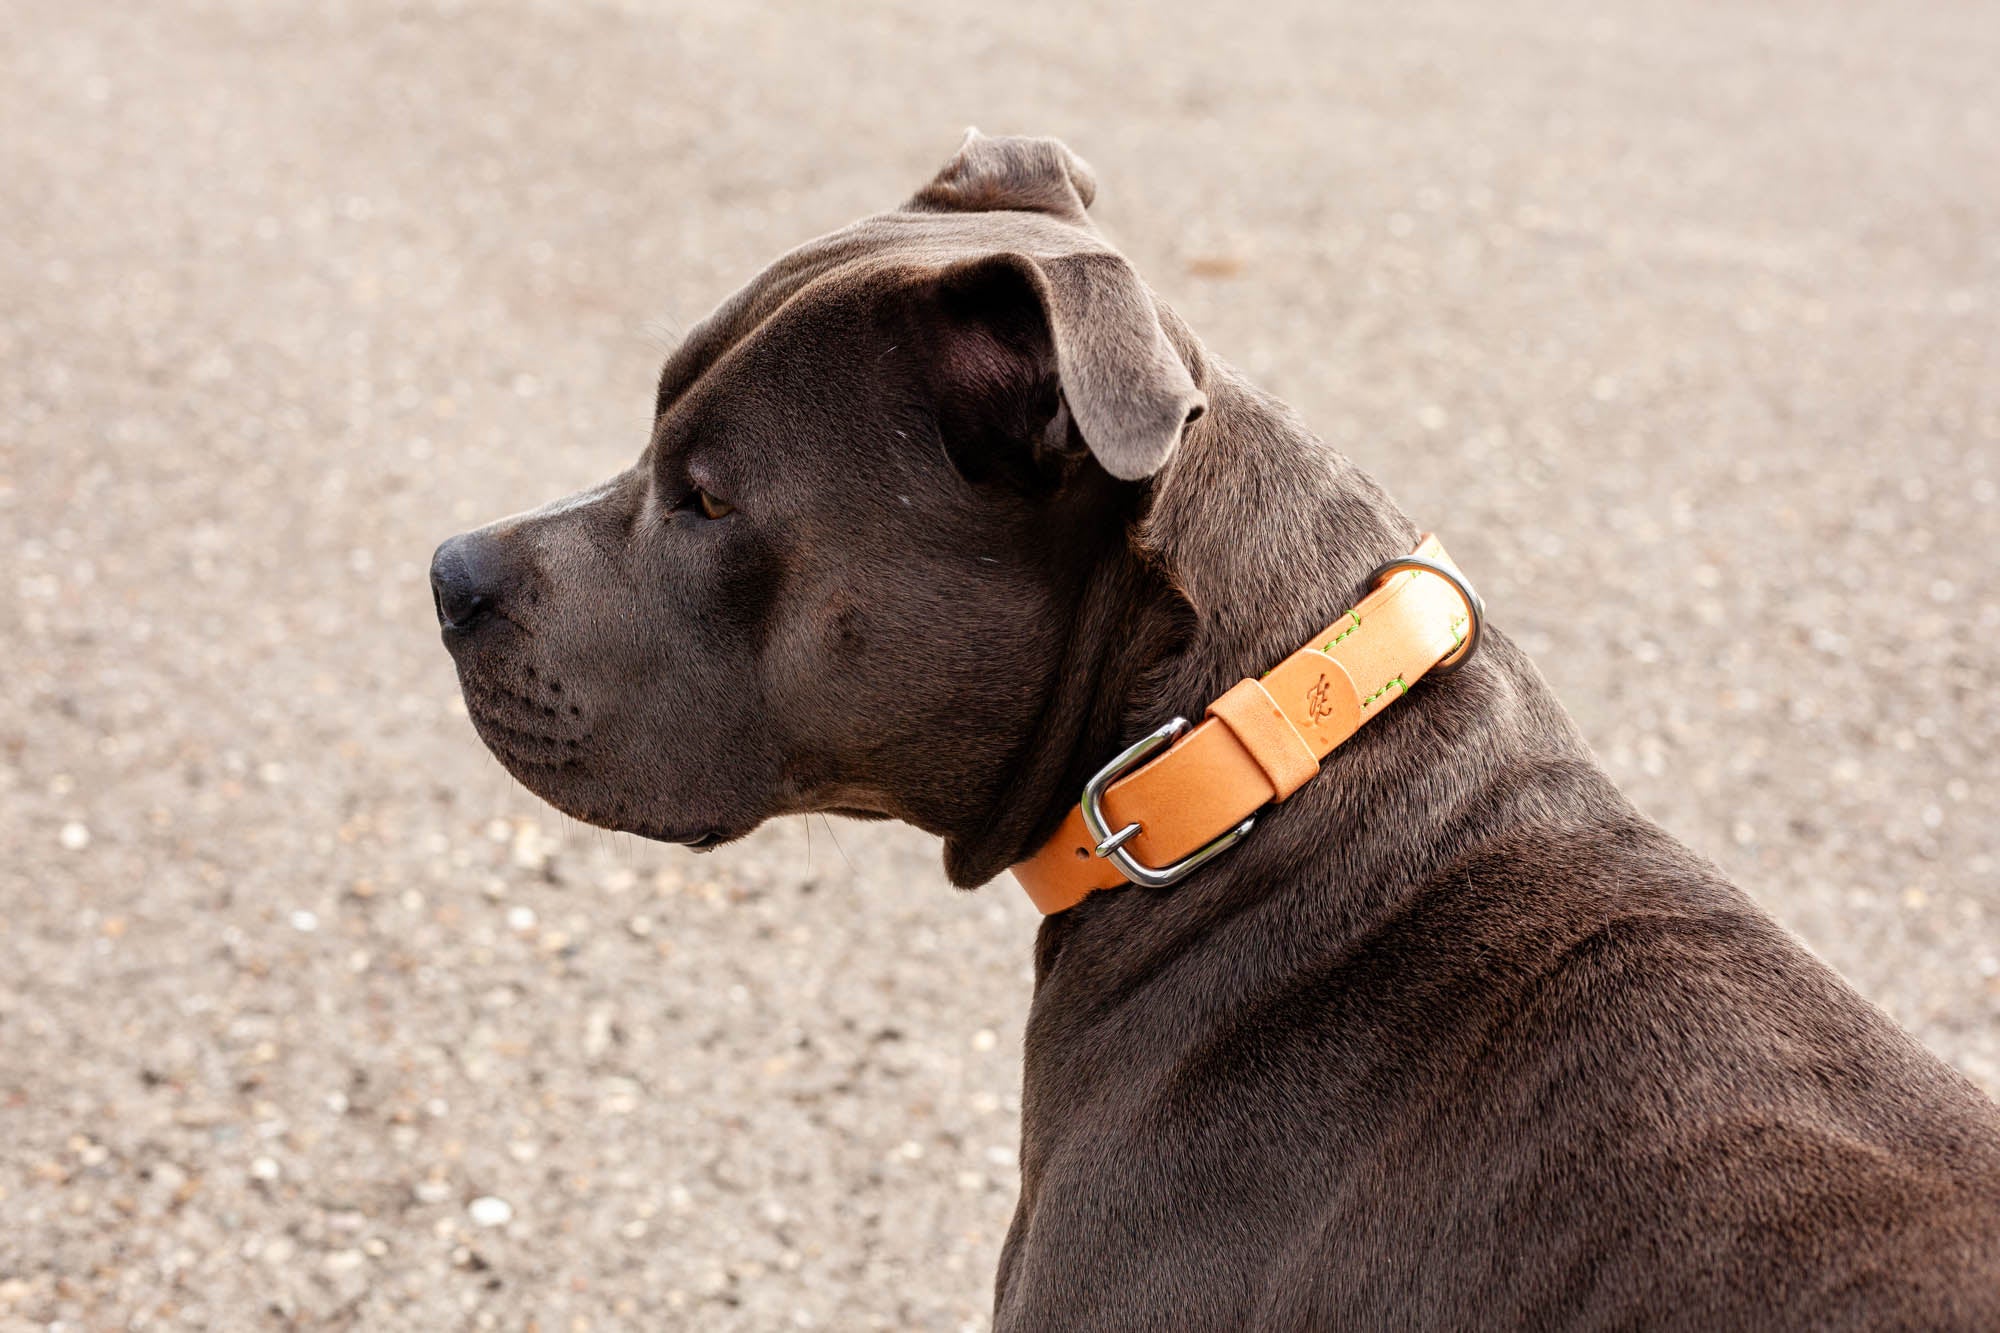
511, 823, 551, 870
58, 821, 90, 851
467, 1195, 514, 1228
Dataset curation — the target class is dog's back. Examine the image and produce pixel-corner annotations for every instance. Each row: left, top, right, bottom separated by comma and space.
1005, 766, 2000, 1331
1302, 823, 2000, 1329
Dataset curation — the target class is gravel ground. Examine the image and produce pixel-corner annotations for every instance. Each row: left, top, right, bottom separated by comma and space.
3, 1, 1996, 1328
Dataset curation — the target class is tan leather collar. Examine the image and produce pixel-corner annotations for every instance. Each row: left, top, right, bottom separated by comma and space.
1011, 535, 1481, 914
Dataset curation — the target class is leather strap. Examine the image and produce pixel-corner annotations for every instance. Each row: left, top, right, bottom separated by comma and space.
1012, 535, 1474, 914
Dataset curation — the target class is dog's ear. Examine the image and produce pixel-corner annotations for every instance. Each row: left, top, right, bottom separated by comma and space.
905, 130, 1098, 224
924, 251, 1204, 484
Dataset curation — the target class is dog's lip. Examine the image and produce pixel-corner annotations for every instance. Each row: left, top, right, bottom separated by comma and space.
497, 792, 737, 851
681, 830, 727, 852
629, 825, 737, 852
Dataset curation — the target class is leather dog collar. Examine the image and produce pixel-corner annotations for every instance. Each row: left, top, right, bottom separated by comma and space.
1012, 535, 1482, 914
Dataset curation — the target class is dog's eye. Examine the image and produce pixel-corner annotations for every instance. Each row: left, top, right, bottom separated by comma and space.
694, 488, 734, 520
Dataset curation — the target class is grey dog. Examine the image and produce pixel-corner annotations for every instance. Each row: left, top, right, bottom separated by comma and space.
432, 134, 2000, 1330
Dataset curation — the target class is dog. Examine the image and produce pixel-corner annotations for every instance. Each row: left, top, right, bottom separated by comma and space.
432, 133, 2000, 1330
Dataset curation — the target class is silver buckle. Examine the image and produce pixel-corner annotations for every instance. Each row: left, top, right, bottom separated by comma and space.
1079, 718, 1257, 889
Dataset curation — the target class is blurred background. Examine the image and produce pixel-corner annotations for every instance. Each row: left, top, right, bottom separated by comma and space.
3, 0, 1995, 1327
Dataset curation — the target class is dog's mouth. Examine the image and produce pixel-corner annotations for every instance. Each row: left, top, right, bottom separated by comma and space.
457, 681, 745, 854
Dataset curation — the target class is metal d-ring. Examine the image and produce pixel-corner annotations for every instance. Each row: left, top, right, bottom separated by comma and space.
1363, 555, 1485, 676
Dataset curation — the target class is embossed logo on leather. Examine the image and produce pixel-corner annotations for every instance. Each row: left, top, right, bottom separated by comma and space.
1307, 673, 1337, 723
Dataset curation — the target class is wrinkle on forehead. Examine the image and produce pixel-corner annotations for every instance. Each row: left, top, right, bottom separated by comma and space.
651, 208, 1117, 420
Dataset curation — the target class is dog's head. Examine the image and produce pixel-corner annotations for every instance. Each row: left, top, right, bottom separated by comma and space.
431, 133, 1208, 865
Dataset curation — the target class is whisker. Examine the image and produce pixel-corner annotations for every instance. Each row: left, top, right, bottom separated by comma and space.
819, 813, 857, 877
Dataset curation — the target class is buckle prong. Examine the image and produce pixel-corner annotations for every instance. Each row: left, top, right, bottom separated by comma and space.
1092, 823, 1141, 858
1079, 717, 1256, 889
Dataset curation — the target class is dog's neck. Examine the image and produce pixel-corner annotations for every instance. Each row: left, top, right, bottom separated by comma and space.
943, 344, 1605, 968
942, 347, 1416, 885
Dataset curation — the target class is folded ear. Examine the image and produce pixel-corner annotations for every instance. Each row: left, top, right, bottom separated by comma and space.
925, 251, 1205, 483
905, 129, 1098, 224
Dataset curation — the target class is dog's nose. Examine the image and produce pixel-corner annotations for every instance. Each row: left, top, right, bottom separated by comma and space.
430, 531, 506, 631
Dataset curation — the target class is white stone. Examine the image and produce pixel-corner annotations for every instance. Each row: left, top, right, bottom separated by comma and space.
467, 1195, 513, 1228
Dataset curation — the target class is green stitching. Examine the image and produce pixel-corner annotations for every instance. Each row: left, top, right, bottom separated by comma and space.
1360, 676, 1407, 709
1323, 568, 1428, 652
1322, 609, 1363, 652
1313, 571, 1463, 666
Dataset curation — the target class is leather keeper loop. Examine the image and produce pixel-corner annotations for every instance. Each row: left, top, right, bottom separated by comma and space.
1206, 678, 1321, 801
